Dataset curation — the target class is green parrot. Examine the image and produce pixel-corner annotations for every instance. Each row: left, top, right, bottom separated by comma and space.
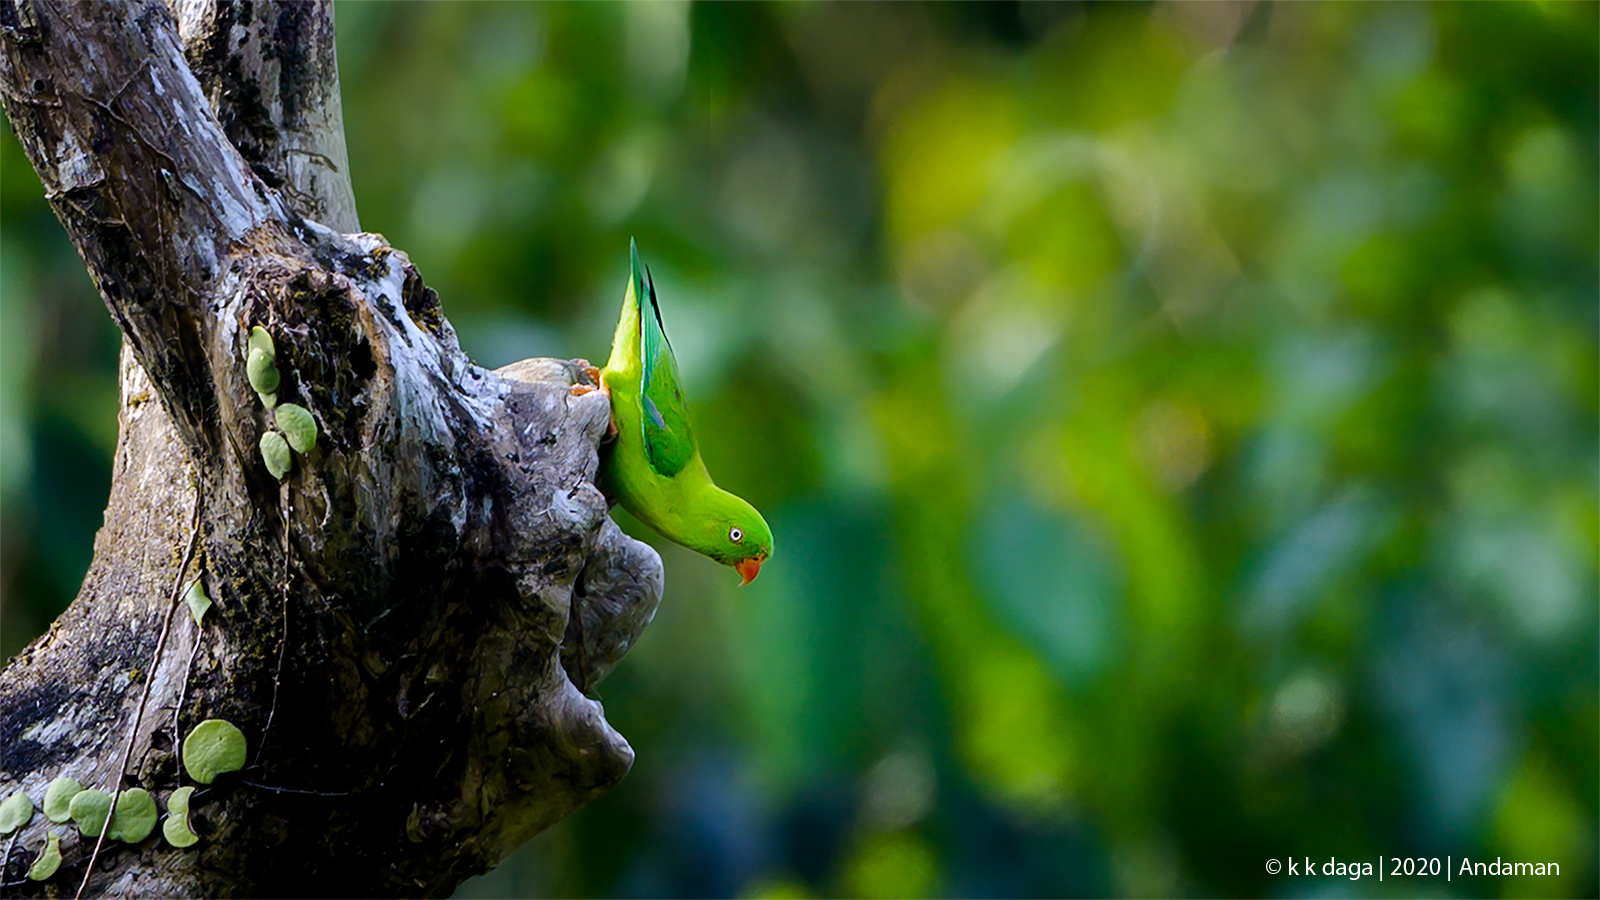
575, 240, 773, 585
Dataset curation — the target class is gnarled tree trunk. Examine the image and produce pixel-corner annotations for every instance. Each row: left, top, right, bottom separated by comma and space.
0, 1, 660, 895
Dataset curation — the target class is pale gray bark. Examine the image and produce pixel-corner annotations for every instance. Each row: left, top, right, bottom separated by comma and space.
0, 1, 659, 896
169, 0, 359, 233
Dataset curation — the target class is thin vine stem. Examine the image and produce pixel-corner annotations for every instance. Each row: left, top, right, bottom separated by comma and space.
236, 780, 351, 798
172, 631, 204, 784
257, 483, 292, 764
1, 829, 21, 897
75, 488, 203, 900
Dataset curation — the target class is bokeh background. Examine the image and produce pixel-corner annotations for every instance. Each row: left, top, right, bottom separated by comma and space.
3, 2, 1597, 897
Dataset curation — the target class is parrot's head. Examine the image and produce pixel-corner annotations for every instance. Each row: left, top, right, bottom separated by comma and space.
703, 491, 773, 586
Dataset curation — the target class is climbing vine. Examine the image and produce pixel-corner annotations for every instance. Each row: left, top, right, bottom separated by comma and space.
0, 326, 307, 890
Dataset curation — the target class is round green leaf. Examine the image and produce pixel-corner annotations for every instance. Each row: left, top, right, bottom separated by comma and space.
247, 346, 281, 394
106, 788, 157, 843
183, 719, 247, 785
0, 791, 33, 833
258, 390, 279, 409
275, 403, 318, 454
42, 777, 81, 823
260, 431, 292, 480
27, 833, 60, 881
162, 786, 199, 849
167, 785, 193, 818
247, 326, 276, 360
69, 788, 111, 837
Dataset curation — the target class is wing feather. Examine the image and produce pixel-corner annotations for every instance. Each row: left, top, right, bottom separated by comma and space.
638, 265, 696, 477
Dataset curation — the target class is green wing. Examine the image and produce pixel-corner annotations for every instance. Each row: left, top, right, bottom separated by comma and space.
637, 261, 696, 477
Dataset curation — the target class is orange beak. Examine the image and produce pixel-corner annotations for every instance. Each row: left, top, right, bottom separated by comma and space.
735, 557, 763, 586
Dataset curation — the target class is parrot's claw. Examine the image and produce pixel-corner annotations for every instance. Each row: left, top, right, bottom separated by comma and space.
569, 361, 608, 397
570, 364, 617, 440
569, 381, 612, 399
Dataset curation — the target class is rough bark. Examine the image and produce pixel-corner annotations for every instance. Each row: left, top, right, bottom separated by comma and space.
170, 0, 358, 233
0, 1, 661, 896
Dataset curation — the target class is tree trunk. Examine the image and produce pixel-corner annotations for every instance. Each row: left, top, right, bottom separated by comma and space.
0, 1, 661, 896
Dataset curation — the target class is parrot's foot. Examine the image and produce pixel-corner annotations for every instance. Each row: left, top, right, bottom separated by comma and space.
569, 360, 609, 397
569, 375, 609, 397
567, 360, 615, 438
569, 382, 612, 400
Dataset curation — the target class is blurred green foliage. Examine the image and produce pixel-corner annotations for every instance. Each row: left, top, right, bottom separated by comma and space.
3, 2, 1597, 897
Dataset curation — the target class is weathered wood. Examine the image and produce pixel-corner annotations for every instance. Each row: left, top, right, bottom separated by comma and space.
0, 2, 659, 895
170, 0, 359, 233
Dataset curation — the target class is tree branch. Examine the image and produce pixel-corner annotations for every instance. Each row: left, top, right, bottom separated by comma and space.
170, 0, 359, 233
0, 2, 660, 895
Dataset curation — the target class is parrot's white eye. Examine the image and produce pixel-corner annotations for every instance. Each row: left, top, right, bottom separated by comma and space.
729, 527, 744, 543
